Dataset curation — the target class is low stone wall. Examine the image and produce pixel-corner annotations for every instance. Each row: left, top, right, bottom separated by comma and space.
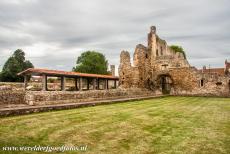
0, 91, 25, 104
0, 82, 24, 90
25, 88, 155, 105
0, 82, 25, 104
169, 68, 230, 97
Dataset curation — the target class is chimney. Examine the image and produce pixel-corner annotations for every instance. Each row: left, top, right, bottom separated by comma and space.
110, 65, 115, 76
203, 65, 206, 70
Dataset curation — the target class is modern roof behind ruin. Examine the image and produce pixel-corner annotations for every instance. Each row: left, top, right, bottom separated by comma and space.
199, 68, 225, 76
18, 68, 119, 80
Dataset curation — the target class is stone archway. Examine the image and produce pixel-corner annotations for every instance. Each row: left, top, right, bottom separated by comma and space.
157, 74, 173, 94
229, 80, 230, 92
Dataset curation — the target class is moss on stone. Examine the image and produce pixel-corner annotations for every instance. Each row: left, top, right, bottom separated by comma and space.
170, 45, 186, 59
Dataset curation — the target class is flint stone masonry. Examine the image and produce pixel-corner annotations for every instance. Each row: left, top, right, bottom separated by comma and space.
0, 91, 25, 104
0, 82, 25, 105
169, 67, 230, 97
25, 88, 155, 105
119, 26, 230, 97
0, 82, 24, 90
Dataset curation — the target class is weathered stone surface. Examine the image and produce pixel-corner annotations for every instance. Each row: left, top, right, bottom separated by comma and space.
25, 88, 155, 105
0, 82, 25, 104
0, 82, 24, 90
119, 26, 230, 97
0, 91, 25, 104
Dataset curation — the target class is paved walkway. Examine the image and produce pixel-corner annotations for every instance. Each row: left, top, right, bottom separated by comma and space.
0, 95, 165, 117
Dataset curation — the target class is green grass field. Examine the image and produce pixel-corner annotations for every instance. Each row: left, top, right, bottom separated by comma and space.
0, 96, 229, 154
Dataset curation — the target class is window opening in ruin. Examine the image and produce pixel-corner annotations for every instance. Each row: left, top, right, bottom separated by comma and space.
156, 49, 159, 56
159, 75, 172, 94
161, 46, 163, 55
146, 54, 148, 59
216, 82, 222, 86
200, 79, 204, 87
123, 72, 125, 75
229, 80, 230, 91
161, 64, 168, 70
176, 63, 181, 67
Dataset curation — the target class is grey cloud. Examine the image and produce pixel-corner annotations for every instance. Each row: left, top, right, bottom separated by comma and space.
0, 0, 229, 72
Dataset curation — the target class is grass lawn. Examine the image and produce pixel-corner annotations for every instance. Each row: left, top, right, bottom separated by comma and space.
0, 96, 229, 154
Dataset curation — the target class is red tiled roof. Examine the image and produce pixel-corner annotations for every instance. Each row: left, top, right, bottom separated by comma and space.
199, 68, 225, 76
18, 68, 119, 80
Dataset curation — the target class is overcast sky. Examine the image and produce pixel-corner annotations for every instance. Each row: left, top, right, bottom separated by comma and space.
0, 0, 229, 74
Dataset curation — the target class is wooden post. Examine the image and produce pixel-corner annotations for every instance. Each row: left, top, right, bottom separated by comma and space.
75, 78, 78, 91
114, 80, 117, 88
93, 78, 96, 90
42, 74, 47, 91
105, 79, 108, 90
61, 76, 66, 91
24, 75, 28, 90
97, 78, 100, 90
79, 77, 82, 91
87, 78, 90, 90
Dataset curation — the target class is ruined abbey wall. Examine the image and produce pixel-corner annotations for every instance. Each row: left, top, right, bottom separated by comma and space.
119, 26, 230, 97
25, 88, 155, 105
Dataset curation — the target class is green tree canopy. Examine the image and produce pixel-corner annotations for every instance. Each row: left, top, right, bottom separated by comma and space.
0, 49, 34, 82
170, 45, 186, 59
73, 51, 109, 74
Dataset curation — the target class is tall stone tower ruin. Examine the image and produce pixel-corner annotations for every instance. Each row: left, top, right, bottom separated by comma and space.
119, 26, 190, 90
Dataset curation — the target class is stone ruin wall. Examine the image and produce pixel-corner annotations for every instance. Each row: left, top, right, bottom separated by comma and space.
133, 44, 151, 88
25, 88, 155, 106
0, 82, 25, 105
169, 67, 230, 97
119, 26, 230, 97
0, 83, 156, 106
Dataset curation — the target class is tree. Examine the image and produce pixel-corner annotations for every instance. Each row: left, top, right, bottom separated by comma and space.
170, 45, 186, 59
73, 51, 109, 74
0, 49, 34, 82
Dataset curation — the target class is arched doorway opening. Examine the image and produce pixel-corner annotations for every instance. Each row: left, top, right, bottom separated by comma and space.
229, 80, 230, 92
157, 74, 173, 94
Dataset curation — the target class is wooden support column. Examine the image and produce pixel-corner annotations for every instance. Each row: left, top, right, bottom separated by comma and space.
79, 77, 82, 91
24, 75, 28, 90
104, 79, 108, 90
42, 74, 47, 91
97, 78, 100, 90
61, 76, 66, 91
75, 78, 78, 91
87, 78, 90, 90
114, 80, 117, 88
93, 78, 96, 90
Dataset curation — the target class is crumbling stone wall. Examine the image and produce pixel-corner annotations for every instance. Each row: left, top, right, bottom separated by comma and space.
169, 67, 198, 91
119, 26, 191, 89
0, 82, 24, 90
119, 51, 135, 88
0, 82, 25, 104
25, 88, 155, 105
0, 91, 25, 104
133, 44, 151, 88
119, 26, 230, 97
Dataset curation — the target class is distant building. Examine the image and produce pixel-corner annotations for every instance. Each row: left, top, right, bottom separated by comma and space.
225, 60, 230, 76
